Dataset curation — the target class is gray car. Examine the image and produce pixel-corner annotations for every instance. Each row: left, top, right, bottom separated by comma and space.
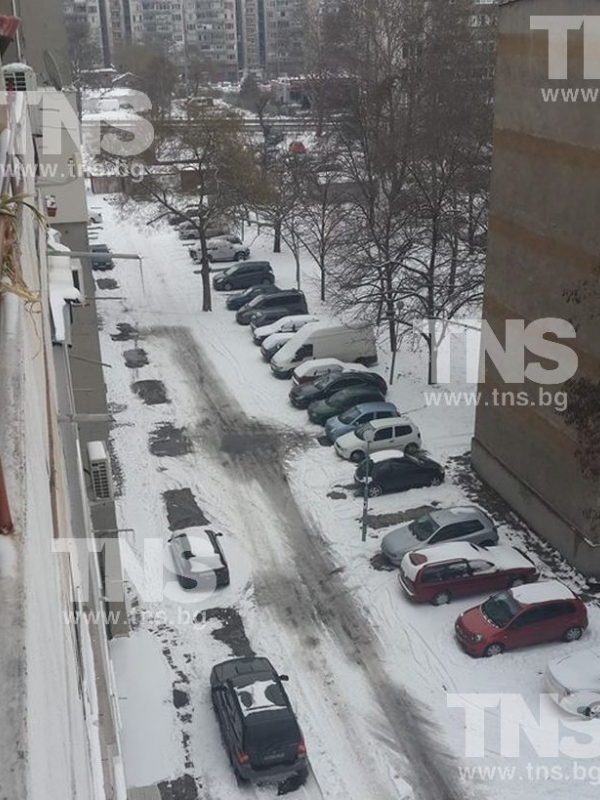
380, 507, 498, 566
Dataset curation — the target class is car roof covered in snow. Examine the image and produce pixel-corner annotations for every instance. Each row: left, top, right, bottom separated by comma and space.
511, 580, 575, 604
363, 416, 413, 431
234, 679, 288, 717
429, 506, 493, 527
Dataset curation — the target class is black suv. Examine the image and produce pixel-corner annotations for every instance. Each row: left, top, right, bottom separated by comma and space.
236, 290, 307, 326
226, 284, 280, 311
213, 262, 274, 292
354, 453, 445, 496
90, 244, 115, 270
210, 657, 308, 784
289, 371, 387, 409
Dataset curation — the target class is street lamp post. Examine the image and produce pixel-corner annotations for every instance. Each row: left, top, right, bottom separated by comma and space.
361, 428, 375, 542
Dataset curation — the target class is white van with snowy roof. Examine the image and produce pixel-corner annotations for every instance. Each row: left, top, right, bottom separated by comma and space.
270, 323, 377, 379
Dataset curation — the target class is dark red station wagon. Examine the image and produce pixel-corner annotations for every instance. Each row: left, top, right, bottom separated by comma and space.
398, 542, 538, 605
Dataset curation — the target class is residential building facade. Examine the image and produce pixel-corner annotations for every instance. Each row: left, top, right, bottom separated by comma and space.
472, 0, 600, 575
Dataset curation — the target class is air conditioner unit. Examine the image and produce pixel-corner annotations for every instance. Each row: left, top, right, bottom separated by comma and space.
1, 63, 41, 135
86, 441, 114, 501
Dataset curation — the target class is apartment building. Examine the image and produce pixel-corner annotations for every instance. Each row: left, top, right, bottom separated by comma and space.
0, 3, 130, 798
472, 0, 600, 575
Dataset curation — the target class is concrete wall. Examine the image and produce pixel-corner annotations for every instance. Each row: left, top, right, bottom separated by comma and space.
472, 0, 600, 575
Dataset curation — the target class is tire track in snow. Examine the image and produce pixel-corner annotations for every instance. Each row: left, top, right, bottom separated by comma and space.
150, 324, 471, 800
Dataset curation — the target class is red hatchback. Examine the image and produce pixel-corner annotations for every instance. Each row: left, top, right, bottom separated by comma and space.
399, 542, 538, 605
455, 580, 588, 658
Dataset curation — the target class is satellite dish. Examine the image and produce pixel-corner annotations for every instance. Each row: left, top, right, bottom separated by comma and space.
43, 50, 64, 91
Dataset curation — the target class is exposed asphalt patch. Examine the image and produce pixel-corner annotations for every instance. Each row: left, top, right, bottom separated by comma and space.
200, 607, 255, 658
96, 277, 119, 290
317, 434, 332, 446
370, 553, 395, 572
158, 774, 199, 800
124, 348, 149, 368
133, 379, 170, 405
149, 424, 193, 457
173, 688, 189, 709
163, 488, 209, 530
327, 489, 347, 500
110, 322, 139, 341
367, 505, 434, 530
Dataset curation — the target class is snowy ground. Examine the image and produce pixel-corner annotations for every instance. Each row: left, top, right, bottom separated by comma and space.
90, 196, 600, 800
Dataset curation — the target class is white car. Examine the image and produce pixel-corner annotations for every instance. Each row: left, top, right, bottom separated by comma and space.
291, 358, 366, 386
545, 647, 600, 718
201, 238, 249, 263
334, 416, 421, 462
252, 315, 320, 345
189, 235, 242, 261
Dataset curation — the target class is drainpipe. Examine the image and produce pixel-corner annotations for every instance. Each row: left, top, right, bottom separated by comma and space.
0, 454, 13, 534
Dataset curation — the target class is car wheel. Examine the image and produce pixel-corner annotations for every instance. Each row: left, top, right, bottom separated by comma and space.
431, 591, 451, 606
404, 442, 419, 456
564, 625, 584, 642
296, 766, 309, 785
233, 252, 242, 261
368, 484, 383, 497
484, 643, 504, 657
223, 281, 233, 291
584, 702, 600, 719
207, 254, 214, 262
508, 576, 525, 588
430, 475, 442, 486
350, 450, 366, 463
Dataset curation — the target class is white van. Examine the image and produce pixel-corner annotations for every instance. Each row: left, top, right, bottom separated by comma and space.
270, 323, 377, 378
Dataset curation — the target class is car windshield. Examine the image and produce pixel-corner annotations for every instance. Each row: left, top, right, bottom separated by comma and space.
409, 515, 439, 541
246, 295, 263, 308
354, 422, 374, 440
482, 592, 521, 628
338, 406, 359, 424
223, 265, 238, 276
313, 374, 336, 390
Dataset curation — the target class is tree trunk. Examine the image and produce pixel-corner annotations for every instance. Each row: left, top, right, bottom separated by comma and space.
320, 264, 326, 302
274, 220, 282, 253
199, 228, 212, 312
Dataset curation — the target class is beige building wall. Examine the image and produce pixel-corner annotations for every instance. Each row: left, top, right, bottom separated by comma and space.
472, 0, 600, 574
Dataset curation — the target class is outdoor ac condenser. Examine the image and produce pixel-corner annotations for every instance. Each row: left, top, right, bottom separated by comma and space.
1, 63, 41, 135
87, 441, 114, 501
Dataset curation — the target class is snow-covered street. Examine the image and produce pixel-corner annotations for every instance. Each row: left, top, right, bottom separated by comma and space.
92, 197, 600, 800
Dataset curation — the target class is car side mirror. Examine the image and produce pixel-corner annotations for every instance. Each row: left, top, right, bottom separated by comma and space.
279, 674, 289, 682
215, 532, 223, 537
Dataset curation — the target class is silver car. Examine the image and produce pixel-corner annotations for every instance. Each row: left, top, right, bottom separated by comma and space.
380, 507, 498, 566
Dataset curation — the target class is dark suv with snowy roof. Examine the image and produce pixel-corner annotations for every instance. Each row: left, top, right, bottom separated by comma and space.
210, 657, 308, 784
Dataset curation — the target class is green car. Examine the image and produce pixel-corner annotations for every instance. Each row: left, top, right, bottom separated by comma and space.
308, 386, 386, 425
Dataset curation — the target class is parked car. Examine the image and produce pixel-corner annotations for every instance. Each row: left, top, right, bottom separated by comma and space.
236, 290, 307, 326
381, 506, 497, 566
168, 530, 230, 589
399, 542, 539, 605
253, 315, 320, 346
270, 324, 377, 378
203, 238, 249, 263
308, 386, 386, 425
226, 284, 280, 311
249, 306, 310, 331
90, 244, 114, 270
168, 206, 199, 225
290, 371, 387, 410
213, 262, 274, 291
325, 402, 399, 443
455, 581, 588, 658
178, 221, 200, 240
261, 332, 296, 362
545, 646, 600, 718
291, 358, 366, 386
189, 235, 243, 260
355, 451, 444, 496
334, 417, 421, 461
210, 656, 308, 783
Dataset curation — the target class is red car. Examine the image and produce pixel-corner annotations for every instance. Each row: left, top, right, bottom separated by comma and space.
455, 580, 588, 658
399, 542, 538, 605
